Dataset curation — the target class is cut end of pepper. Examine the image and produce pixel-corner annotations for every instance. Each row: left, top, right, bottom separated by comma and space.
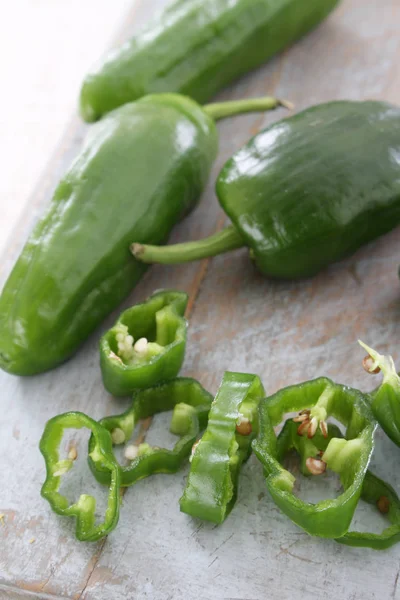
130, 243, 145, 259
358, 340, 400, 387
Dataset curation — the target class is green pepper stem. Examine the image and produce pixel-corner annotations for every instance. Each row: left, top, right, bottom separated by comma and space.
203, 96, 294, 121
131, 225, 245, 265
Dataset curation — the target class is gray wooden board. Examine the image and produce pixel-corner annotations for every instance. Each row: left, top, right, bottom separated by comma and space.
1, 0, 400, 598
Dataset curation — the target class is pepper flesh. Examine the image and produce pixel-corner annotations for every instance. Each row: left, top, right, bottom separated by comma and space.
179, 372, 265, 524
0, 93, 285, 376
359, 340, 400, 447
88, 378, 212, 486
338, 471, 400, 550
252, 377, 376, 538
277, 419, 400, 549
80, 0, 339, 122
39, 412, 121, 542
133, 101, 400, 279
100, 290, 188, 396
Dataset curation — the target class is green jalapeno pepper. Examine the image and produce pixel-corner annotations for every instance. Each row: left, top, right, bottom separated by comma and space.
0, 93, 286, 376
80, 0, 339, 122
133, 101, 400, 279
100, 290, 188, 396
39, 411, 121, 542
277, 419, 400, 549
359, 341, 400, 448
252, 377, 376, 538
180, 371, 265, 524
88, 378, 212, 486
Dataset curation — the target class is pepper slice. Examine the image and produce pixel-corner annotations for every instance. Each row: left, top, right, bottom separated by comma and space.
338, 471, 400, 550
179, 372, 265, 524
88, 378, 212, 486
39, 412, 121, 542
359, 340, 400, 447
100, 290, 188, 396
252, 377, 376, 538
277, 419, 400, 549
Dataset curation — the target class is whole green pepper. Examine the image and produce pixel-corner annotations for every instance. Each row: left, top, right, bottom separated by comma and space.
100, 290, 188, 396
0, 93, 285, 376
80, 0, 339, 122
88, 377, 212, 486
133, 101, 400, 279
252, 377, 376, 538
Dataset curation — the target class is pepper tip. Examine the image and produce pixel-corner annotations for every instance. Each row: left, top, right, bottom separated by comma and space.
280, 99, 295, 111
130, 243, 144, 258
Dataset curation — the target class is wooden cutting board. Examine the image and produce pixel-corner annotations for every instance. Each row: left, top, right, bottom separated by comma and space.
1, 1, 400, 598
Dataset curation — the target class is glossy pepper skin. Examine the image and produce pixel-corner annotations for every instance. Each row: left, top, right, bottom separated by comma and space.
0, 92, 286, 377
80, 0, 339, 122
39, 411, 121, 542
88, 378, 212, 486
134, 101, 400, 279
180, 372, 265, 524
100, 290, 188, 396
277, 419, 400, 549
359, 341, 400, 447
0, 94, 216, 376
252, 377, 376, 538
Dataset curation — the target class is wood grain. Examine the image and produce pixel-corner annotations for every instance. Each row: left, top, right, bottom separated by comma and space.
1, 0, 400, 598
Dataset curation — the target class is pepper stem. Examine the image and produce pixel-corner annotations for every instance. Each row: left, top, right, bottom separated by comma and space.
203, 96, 294, 121
131, 225, 245, 265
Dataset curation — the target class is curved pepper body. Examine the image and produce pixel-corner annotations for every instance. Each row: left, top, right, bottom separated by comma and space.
217, 101, 400, 278
80, 0, 339, 122
0, 95, 217, 375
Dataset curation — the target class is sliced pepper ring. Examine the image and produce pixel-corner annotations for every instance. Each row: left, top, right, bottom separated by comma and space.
252, 377, 377, 538
338, 470, 400, 550
100, 290, 188, 396
39, 411, 121, 542
88, 378, 212, 487
277, 419, 400, 549
179, 372, 265, 524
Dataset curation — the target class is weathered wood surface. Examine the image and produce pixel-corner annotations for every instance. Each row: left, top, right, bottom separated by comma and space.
1, 0, 400, 598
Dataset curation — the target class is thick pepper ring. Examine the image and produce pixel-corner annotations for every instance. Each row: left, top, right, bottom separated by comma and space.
179, 372, 265, 524
88, 378, 212, 487
253, 377, 377, 538
39, 411, 121, 542
277, 419, 400, 549
100, 290, 189, 396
